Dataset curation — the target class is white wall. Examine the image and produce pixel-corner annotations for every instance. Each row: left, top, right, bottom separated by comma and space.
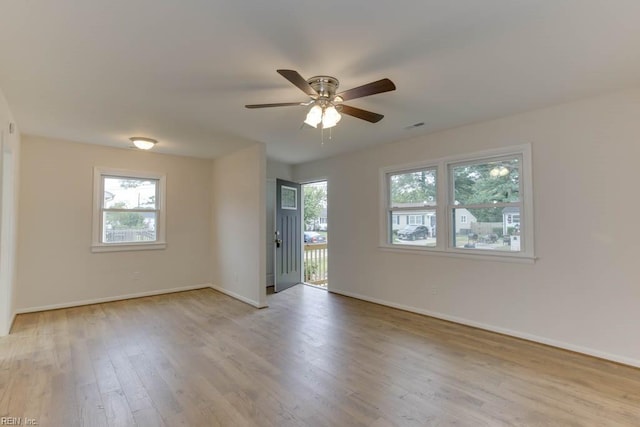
267, 158, 293, 182
0, 89, 20, 335
293, 88, 640, 367
16, 136, 212, 311
211, 144, 267, 307
266, 159, 292, 287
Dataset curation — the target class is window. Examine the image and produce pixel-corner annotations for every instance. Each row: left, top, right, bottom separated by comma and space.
450, 155, 521, 253
92, 168, 166, 252
380, 145, 534, 261
386, 168, 437, 247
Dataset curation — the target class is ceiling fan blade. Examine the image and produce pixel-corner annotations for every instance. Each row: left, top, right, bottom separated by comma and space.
277, 69, 318, 97
337, 78, 396, 101
245, 102, 304, 109
339, 105, 384, 123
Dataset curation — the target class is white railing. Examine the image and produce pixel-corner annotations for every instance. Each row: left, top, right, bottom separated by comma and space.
304, 243, 327, 286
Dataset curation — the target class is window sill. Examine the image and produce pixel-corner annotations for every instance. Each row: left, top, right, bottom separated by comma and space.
378, 244, 536, 264
91, 242, 167, 253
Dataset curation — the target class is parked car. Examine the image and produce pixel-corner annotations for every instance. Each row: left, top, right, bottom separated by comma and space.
397, 225, 429, 241
304, 231, 326, 244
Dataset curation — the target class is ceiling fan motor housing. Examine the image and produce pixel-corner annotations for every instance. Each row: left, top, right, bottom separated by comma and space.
307, 76, 339, 100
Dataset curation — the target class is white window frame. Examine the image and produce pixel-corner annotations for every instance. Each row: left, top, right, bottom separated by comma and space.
92, 167, 167, 252
379, 144, 535, 263
460, 215, 467, 224
385, 165, 438, 247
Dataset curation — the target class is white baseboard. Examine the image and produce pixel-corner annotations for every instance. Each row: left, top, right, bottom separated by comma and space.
329, 288, 640, 369
15, 284, 212, 314
210, 284, 267, 308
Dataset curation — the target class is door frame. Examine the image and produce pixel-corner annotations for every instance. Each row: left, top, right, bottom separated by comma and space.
300, 178, 329, 289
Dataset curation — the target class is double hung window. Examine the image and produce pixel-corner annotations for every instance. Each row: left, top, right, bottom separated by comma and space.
381, 145, 533, 261
92, 168, 166, 252
450, 155, 522, 252
386, 167, 437, 247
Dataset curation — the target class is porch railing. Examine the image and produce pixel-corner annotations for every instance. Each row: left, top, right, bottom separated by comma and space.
304, 243, 327, 286
105, 229, 156, 243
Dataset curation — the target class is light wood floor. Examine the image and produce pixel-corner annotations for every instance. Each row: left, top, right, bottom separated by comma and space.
1, 286, 640, 426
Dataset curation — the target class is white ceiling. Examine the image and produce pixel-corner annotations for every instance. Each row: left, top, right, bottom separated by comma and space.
1, 1, 640, 164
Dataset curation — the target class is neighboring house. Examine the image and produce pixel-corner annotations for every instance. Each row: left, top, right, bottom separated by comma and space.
308, 208, 327, 231
390, 206, 476, 237
315, 208, 327, 231
391, 203, 437, 236
454, 208, 476, 234
502, 207, 521, 235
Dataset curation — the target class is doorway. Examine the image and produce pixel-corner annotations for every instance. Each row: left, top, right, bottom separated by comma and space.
302, 181, 328, 289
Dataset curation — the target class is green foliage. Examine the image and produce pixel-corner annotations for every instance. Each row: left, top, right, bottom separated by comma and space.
390, 170, 436, 204
304, 261, 319, 280
454, 160, 520, 222
118, 179, 152, 189
106, 202, 146, 229
141, 195, 155, 208
304, 185, 326, 227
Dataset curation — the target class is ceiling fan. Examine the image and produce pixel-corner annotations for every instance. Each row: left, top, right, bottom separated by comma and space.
245, 69, 396, 129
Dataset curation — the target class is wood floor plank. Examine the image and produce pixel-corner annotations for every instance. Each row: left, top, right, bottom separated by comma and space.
106, 345, 154, 413
132, 406, 167, 427
102, 389, 136, 427
76, 382, 109, 427
1, 286, 640, 426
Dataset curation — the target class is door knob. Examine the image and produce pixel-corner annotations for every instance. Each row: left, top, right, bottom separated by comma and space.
275, 239, 282, 248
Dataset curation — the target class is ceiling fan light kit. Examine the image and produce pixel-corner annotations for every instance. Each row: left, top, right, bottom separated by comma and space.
321, 105, 341, 128
304, 102, 342, 129
246, 69, 396, 131
304, 104, 323, 128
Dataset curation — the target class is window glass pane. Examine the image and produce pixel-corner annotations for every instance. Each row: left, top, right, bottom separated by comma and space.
452, 207, 521, 252
281, 186, 297, 210
103, 177, 157, 209
389, 169, 436, 207
453, 157, 520, 205
103, 211, 157, 243
391, 210, 436, 247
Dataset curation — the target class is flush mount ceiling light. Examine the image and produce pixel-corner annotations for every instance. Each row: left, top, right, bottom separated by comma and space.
129, 137, 157, 150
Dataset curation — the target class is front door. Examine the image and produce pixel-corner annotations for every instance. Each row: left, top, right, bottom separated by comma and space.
275, 179, 302, 292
